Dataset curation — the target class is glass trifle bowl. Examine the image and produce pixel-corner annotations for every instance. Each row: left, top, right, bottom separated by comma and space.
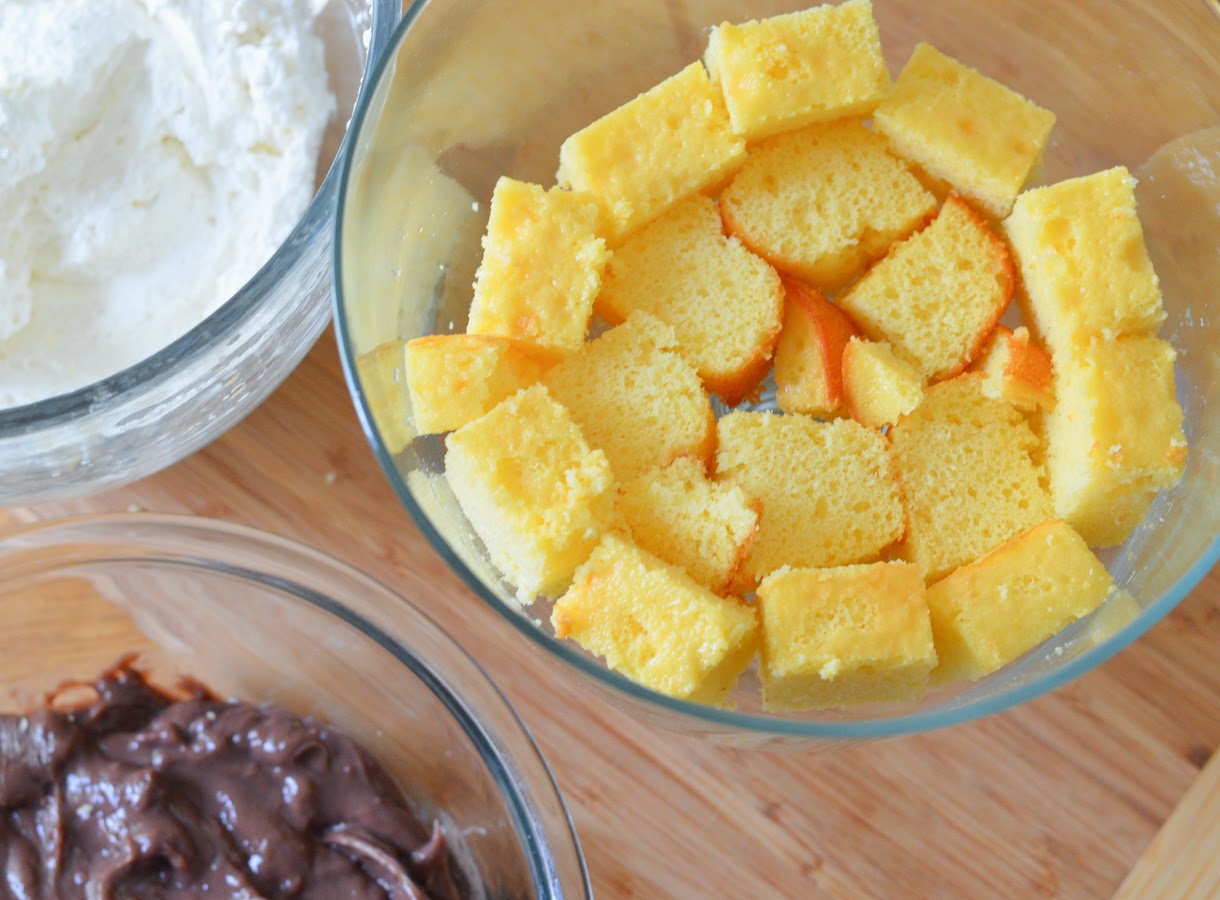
333, 0, 1219, 746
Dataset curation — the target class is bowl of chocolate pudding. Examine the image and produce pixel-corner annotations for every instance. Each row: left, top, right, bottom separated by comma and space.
0, 514, 589, 898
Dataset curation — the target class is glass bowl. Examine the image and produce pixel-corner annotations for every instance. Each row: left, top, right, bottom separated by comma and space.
0, 0, 401, 507
333, 0, 1220, 746
0, 513, 589, 898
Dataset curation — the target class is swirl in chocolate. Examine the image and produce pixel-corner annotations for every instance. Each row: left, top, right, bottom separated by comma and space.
0, 663, 461, 899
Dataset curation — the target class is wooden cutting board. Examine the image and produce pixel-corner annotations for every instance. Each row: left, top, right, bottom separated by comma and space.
1116, 751, 1220, 899
5, 331, 1217, 898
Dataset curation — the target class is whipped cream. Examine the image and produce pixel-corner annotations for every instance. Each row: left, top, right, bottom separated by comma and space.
0, 0, 335, 408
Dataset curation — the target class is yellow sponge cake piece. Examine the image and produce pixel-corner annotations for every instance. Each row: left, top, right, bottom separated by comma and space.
874, 43, 1055, 218
704, 0, 890, 142
716, 412, 906, 586
596, 195, 784, 405
970, 325, 1053, 411
838, 195, 1015, 381
542, 312, 715, 482
557, 62, 746, 246
758, 562, 936, 709
445, 385, 617, 600
842, 337, 924, 429
927, 519, 1114, 682
890, 374, 1053, 582
721, 119, 936, 291
773, 277, 860, 418
1004, 167, 1166, 356
406, 334, 556, 435
552, 534, 759, 705
618, 457, 761, 596
468, 177, 609, 353
1045, 335, 1187, 547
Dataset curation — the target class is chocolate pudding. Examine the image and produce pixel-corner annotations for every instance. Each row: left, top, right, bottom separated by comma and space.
0, 662, 462, 899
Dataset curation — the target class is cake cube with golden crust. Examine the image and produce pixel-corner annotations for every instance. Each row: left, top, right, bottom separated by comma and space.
889, 374, 1053, 581
552, 534, 759, 705
773, 277, 860, 418
970, 325, 1053, 411
1044, 335, 1187, 547
596, 195, 783, 405
406, 333, 557, 435
720, 119, 936, 292
542, 312, 715, 482
875, 43, 1055, 218
758, 561, 936, 709
468, 177, 608, 353
557, 62, 746, 245
837, 195, 1015, 381
927, 519, 1113, 682
842, 337, 924, 428
617, 456, 761, 596
445, 385, 617, 601
704, 0, 890, 142
1004, 167, 1166, 356
716, 412, 906, 586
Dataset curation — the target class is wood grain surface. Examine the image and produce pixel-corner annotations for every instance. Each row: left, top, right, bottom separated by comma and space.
1116, 751, 1220, 900
5, 331, 1218, 899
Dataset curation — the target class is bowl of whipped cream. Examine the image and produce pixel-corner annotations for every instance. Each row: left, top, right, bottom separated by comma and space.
0, 0, 399, 504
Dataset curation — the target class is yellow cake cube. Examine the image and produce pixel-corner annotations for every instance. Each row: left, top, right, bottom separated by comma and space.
970, 325, 1053, 411
927, 519, 1114, 682
617, 457, 761, 595
716, 412, 906, 586
841, 337, 924, 428
773, 277, 860, 418
758, 562, 936, 709
1045, 335, 1187, 547
444, 385, 617, 600
552, 534, 759, 705
542, 312, 715, 482
1004, 167, 1166, 356
704, 0, 890, 142
890, 374, 1054, 582
837, 195, 1015, 381
356, 340, 414, 455
595, 195, 784, 405
405, 334, 557, 435
720, 119, 936, 291
557, 62, 746, 245
467, 177, 609, 353
874, 43, 1056, 218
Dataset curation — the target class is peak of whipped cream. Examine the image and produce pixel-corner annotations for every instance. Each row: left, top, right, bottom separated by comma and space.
0, 0, 335, 409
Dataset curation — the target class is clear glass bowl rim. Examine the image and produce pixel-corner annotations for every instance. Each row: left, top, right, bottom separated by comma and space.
332, 4, 1220, 740
0, 0, 400, 435
0, 511, 590, 899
